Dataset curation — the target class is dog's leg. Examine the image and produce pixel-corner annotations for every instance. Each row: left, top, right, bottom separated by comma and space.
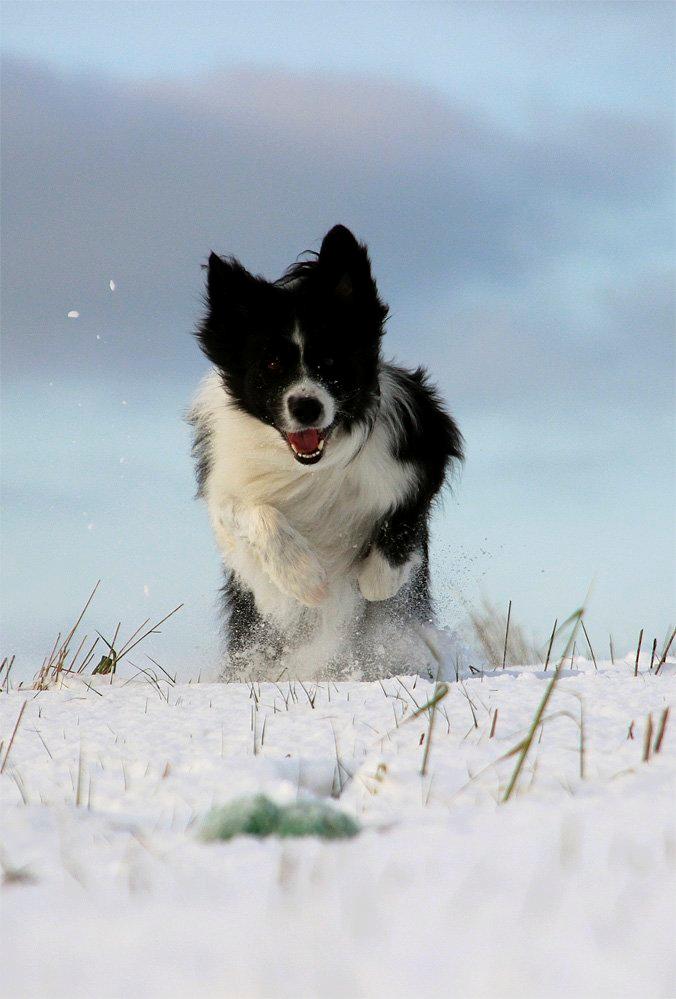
220, 574, 285, 678
358, 501, 426, 603
217, 500, 328, 607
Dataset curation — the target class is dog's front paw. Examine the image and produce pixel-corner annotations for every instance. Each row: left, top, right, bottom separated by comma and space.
274, 543, 328, 608
358, 549, 408, 602
250, 506, 328, 607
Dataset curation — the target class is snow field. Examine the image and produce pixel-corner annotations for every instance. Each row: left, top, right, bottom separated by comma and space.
1, 656, 674, 998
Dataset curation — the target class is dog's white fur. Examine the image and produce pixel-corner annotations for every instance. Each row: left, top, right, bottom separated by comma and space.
190, 365, 420, 668
357, 546, 420, 601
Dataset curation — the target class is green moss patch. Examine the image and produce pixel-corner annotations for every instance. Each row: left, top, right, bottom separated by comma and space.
200, 794, 360, 842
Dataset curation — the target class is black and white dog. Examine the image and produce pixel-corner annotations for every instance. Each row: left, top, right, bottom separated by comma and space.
189, 225, 463, 678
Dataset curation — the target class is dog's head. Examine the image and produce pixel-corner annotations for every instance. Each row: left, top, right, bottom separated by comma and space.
197, 225, 387, 466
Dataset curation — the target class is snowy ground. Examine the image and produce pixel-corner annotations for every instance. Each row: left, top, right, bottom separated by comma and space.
1, 654, 675, 998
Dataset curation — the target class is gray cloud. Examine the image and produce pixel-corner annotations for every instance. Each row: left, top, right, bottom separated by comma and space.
2, 56, 672, 394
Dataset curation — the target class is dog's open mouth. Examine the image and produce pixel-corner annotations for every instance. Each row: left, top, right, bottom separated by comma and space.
284, 428, 329, 465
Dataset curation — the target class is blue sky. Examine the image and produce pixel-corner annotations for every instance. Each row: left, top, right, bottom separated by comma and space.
1, 1, 674, 672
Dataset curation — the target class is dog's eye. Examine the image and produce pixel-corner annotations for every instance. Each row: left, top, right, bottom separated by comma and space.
266, 357, 281, 372
323, 357, 334, 367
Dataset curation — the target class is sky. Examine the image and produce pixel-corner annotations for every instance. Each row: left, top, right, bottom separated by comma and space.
1, 1, 674, 674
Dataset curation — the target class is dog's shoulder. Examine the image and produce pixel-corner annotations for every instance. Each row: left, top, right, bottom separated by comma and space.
187, 372, 216, 498
188, 370, 255, 499
379, 362, 463, 496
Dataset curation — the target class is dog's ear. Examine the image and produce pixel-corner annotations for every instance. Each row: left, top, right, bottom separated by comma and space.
206, 252, 256, 312
197, 253, 261, 367
318, 225, 371, 301
317, 226, 388, 327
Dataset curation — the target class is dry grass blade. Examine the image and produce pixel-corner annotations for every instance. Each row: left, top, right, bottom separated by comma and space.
489, 708, 498, 739
116, 618, 151, 658
114, 604, 184, 662
580, 619, 597, 671
469, 598, 535, 669
92, 604, 183, 678
380, 683, 449, 744
146, 657, 177, 685
32, 727, 53, 759
127, 663, 170, 701
634, 628, 643, 678
33, 581, 101, 689
642, 714, 653, 763
1, 701, 28, 774
459, 682, 478, 728
75, 744, 85, 807
329, 722, 353, 795
502, 604, 585, 803
544, 619, 557, 672
402, 684, 449, 725
298, 680, 316, 709
82, 680, 103, 697
59, 581, 100, 654
655, 628, 675, 675
66, 633, 90, 675
502, 600, 512, 669
395, 676, 420, 710
1, 655, 16, 692
653, 707, 670, 754
417, 631, 447, 777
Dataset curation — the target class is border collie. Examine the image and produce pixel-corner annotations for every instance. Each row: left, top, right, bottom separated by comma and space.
189, 225, 463, 679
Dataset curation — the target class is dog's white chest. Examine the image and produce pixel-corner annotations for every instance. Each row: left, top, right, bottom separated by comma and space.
276, 461, 395, 573
193, 370, 416, 642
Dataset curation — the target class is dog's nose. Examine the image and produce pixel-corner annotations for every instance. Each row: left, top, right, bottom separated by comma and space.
287, 394, 324, 426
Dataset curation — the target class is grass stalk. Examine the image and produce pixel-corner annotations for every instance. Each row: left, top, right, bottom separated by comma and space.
655, 628, 675, 675
1, 655, 16, 692
653, 707, 670, 754
634, 628, 643, 677
502, 600, 512, 669
544, 619, 558, 672
34, 581, 101, 688
75, 743, 85, 807
502, 605, 584, 803
642, 713, 653, 763
1, 701, 28, 774
580, 619, 597, 670
489, 708, 498, 739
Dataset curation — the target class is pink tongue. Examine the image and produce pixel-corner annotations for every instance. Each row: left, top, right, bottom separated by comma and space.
288, 429, 321, 453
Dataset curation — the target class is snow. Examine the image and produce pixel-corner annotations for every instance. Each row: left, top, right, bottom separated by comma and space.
1, 655, 674, 998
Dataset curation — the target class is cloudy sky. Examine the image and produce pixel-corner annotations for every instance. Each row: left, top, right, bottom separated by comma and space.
1, 1, 674, 672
